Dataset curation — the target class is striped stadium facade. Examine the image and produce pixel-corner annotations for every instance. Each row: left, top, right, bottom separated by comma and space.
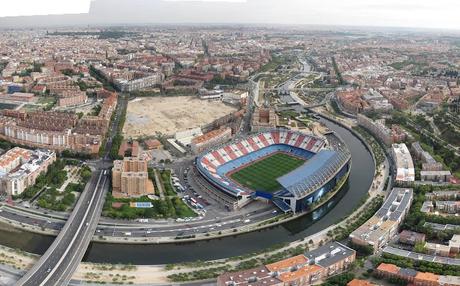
195, 129, 351, 213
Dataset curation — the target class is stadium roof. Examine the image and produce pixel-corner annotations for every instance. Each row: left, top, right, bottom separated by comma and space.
277, 150, 348, 199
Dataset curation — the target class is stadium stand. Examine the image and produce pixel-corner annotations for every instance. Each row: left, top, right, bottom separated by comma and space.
196, 130, 351, 212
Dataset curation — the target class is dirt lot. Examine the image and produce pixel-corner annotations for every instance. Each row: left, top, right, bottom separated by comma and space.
123, 96, 237, 138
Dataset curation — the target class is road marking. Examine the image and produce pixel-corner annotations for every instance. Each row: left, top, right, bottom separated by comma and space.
56, 176, 108, 285
15, 172, 104, 286
39, 172, 105, 286
15, 174, 102, 286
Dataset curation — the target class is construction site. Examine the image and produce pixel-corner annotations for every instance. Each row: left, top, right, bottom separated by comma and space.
123, 96, 238, 138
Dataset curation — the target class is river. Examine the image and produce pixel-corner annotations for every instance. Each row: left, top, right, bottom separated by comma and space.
0, 117, 375, 265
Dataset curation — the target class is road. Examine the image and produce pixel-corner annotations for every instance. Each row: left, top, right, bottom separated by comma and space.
0, 192, 278, 240
384, 246, 460, 266
16, 169, 109, 286
15, 95, 127, 285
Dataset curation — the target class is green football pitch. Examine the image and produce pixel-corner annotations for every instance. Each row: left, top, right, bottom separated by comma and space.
229, 152, 306, 193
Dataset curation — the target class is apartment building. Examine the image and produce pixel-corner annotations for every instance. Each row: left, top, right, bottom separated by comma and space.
217, 266, 283, 286
114, 73, 164, 92
336, 89, 371, 114
251, 108, 277, 132
0, 91, 116, 155
357, 114, 392, 145
392, 144, 415, 184
112, 157, 155, 198
350, 188, 413, 253
191, 127, 232, 154
420, 171, 452, 183
435, 201, 460, 214
0, 147, 56, 196
57, 90, 88, 107
376, 263, 460, 286
412, 142, 450, 176
0, 112, 100, 155
217, 242, 356, 286
357, 115, 406, 146
426, 191, 460, 201
399, 230, 426, 246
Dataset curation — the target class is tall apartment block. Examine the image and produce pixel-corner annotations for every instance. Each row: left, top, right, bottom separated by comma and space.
112, 157, 155, 198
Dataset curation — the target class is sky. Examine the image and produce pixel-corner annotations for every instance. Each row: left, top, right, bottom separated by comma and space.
1, 0, 460, 30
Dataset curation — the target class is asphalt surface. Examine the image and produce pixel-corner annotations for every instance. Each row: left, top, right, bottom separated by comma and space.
384, 245, 460, 266
0, 90, 282, 241
15, 96, 127, 286
16, 169, 109, 286
0, 195, 278, 240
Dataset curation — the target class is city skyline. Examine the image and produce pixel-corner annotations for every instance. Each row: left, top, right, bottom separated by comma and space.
0, 0, 459, 31
0, 0, 459, 284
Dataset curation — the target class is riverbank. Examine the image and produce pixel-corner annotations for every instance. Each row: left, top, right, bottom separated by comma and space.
0, 169, 350, 245
0, 110, 388, 284
0, 115, 376, 265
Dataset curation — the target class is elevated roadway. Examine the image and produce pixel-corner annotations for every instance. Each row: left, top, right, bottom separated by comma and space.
15, 95, 126, 285
16, 169, 109, 286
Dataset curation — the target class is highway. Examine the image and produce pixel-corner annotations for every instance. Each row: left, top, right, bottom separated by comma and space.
15, 95, 127, 285
16, 169, 109, 286
0, 194, 278, 240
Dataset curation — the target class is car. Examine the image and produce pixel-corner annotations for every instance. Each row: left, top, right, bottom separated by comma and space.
243, 219, 251, 223
46, 268, 51, 273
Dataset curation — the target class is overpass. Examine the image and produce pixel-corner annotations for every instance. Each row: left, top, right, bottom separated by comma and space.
16, 169, 109, 286
15, 96, 126, 285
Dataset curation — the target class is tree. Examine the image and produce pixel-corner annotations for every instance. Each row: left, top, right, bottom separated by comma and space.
80, 166, 92, 182
414, 242, 427, 254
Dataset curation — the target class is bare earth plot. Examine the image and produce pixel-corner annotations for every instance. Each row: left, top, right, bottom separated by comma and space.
123, 96, 237, 138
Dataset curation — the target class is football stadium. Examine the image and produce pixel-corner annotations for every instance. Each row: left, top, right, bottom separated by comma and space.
196, 130, 351, 213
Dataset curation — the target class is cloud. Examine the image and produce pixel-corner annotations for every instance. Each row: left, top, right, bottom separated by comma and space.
0, 0, 459, 30
0, 0, 91, 17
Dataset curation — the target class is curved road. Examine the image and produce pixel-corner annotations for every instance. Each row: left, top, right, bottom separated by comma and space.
16, 169, 108, 286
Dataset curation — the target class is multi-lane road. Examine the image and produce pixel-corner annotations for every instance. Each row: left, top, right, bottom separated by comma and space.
16, 169, 109, 286
0, 195, 278, 240
15, 95, 127, 285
